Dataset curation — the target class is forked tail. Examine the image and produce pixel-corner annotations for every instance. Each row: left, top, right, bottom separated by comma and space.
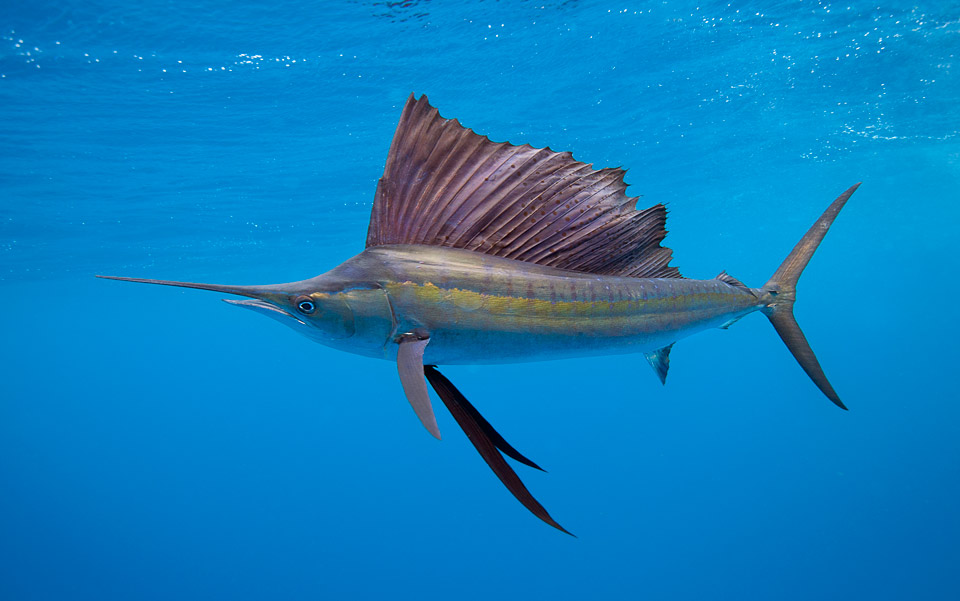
761, 183, 860, 410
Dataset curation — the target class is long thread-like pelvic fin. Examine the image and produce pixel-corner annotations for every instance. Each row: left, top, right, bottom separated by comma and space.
424, 366, 544, 471
762, 183, 860, 410
424, 366, 572, 536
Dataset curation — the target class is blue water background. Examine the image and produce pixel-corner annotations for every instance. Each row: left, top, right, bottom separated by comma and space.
2, 1, 958, 599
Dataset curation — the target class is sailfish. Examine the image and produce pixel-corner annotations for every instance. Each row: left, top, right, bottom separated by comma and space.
99, 94, 858, 535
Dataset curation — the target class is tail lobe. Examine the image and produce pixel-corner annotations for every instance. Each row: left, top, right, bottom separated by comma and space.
762, 183, 860, 410
767, 308, 845, 409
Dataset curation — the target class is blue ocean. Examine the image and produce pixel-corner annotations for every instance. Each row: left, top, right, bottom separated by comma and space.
2, 1, 958, 599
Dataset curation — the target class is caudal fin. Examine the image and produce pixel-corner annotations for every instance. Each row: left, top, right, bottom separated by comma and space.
762, 183, 860, 410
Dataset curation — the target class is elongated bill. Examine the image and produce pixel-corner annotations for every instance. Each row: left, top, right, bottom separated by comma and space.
95, 275, 286, 299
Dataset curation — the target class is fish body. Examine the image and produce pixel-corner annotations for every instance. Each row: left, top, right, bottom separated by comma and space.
99, 94, 858, 535
317, 244, 760, 364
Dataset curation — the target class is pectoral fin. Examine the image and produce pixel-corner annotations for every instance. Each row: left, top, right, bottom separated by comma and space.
396, 334, 441, 439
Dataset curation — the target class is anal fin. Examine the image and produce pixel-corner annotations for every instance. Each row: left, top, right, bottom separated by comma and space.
644, 343, 674, 385
719, 315, 745, 330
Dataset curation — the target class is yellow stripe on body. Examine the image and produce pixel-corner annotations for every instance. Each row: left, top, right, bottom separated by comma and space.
384, 280, 746, 338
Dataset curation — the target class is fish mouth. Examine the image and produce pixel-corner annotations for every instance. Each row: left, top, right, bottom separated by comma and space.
223, 298, 305, 324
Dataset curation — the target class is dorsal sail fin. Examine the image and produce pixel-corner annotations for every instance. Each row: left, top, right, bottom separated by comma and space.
366, 94, 682, 279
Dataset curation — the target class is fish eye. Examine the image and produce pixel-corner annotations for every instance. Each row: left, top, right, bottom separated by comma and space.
295, 296, 316, 314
